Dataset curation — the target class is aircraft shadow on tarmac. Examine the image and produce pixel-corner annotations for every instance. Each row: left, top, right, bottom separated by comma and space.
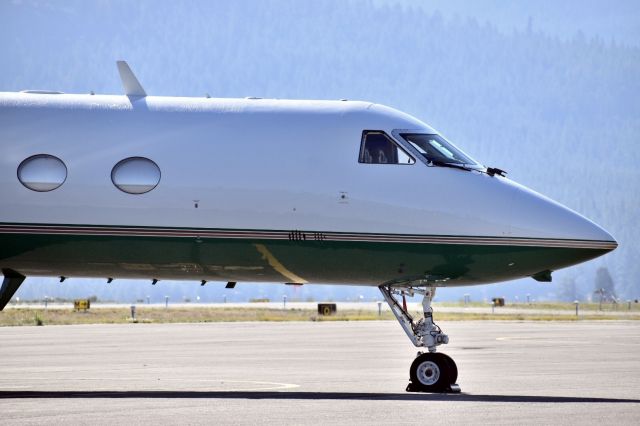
0, 391, 638, 403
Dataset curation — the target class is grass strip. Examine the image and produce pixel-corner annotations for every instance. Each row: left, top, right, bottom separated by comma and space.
1, 307, 638, 326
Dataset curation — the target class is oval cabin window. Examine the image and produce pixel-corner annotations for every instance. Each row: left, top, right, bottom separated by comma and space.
17, 154, 67, 192
111, 157, 161, 194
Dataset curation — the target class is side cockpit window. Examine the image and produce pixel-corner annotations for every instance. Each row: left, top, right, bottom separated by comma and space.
359, 131, 415, 165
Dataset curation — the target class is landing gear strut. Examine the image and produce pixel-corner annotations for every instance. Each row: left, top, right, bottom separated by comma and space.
379, 284, 460, 393
0, 269, 25, 311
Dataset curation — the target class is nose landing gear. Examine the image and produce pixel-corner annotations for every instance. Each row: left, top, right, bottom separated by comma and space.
379, 284, 461, 393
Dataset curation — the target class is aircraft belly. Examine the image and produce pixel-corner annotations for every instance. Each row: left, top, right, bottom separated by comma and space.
0, 226, 612, 286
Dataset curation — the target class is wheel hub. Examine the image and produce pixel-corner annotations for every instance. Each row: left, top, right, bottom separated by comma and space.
417, 360, 440, 385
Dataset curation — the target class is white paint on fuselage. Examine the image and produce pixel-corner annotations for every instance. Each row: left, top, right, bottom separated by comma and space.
0, 92, 613, 243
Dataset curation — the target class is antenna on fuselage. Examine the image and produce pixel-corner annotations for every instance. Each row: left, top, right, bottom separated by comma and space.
116, 60, 146, 97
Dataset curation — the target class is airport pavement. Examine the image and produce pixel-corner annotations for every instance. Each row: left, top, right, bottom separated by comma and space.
0, 321, 638, 425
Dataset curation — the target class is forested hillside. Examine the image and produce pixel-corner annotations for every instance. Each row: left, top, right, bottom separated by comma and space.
1, 0, 638, 302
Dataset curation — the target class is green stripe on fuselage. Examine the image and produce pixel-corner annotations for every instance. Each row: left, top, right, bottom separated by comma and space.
0, 232, 608, 285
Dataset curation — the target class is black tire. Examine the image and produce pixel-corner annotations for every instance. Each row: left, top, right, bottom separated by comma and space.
409, 352, 450, 392
436, 352, 458, 384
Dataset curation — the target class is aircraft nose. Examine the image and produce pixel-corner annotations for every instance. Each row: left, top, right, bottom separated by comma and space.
508, 181, 617, 250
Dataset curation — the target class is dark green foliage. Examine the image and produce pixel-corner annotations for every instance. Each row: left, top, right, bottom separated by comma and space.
595, 267, 616, 300
559, 276, 579, 302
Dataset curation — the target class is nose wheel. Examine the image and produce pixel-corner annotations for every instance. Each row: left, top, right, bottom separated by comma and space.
379, 283, 461, 393
407, 352, 459, 392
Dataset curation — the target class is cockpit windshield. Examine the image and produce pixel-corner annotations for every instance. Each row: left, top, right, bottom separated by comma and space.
400, 133, 482, 170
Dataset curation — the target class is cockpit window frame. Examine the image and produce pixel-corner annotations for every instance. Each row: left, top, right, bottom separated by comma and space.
358, 130, 416, 166
391, 129, 434, 168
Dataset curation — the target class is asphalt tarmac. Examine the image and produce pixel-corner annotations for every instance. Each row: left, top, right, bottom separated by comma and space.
0, 321, 638, 425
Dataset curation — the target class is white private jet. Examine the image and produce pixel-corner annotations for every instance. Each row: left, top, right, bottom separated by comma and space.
0, 62, 617, 392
